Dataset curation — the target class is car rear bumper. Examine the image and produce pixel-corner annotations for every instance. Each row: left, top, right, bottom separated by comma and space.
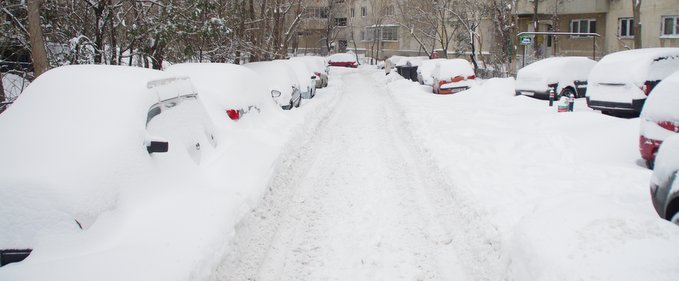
586, 97, 645, 114
438, 86, 470, 95
640, 135, 662, 162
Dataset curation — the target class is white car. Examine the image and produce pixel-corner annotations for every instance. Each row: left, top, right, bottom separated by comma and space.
515, 57, 597, 100
0, 65, 217, 266
291, 56, 328, 88
586, 48, 679, 116
281, 59, 317, 99
431, 59, 477, 95
639, 70, 679, 168
244, 61, 302, 110
165, 63, 277, 121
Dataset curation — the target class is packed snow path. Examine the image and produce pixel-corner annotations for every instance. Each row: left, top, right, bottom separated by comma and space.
215, 68, 502, 281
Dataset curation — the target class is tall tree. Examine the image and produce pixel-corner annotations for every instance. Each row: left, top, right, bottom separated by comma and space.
632, 0, 642, 49
26, 0, 48, 77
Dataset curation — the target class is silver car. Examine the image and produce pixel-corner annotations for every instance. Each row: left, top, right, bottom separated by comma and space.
650, 133, 679, 224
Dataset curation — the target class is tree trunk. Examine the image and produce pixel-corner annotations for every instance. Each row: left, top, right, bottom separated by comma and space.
27, 0, 49, 77
0, 73, 5, 104
632, 0, 642, 49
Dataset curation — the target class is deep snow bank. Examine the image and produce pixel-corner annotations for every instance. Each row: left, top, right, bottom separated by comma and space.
383, 73, 679, 280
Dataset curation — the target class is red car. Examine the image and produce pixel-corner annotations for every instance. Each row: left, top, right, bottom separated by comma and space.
431, 59, 477, 94
639, 70, 679, 168
327, 53, 358, 68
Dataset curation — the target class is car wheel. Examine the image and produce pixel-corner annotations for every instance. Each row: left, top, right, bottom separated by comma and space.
670, 211, 679, 225
560, 87, 576, 99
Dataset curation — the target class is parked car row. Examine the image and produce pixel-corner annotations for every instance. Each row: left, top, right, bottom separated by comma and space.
0, 56, 329, 267
386, 57, 478, 95
512, 48, 679, 225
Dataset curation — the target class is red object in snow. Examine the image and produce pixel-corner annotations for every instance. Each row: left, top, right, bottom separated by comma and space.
226, 109, 241, 120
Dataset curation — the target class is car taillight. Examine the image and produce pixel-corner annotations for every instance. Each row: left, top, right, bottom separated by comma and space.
315, 72, 321, 77
657, 121, 679, 133
467, 75, 476, 80
451, 76, 464, 82
642, 81, 652, 96
226, 109, 241, 120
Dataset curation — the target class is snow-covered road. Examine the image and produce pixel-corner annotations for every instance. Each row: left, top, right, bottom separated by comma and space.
215, 68, 500, 280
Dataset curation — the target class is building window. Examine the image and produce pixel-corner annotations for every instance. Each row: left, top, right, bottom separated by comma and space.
361, 6, 367, 17
365, 26, 398, 41
570, 19, 596, 37
386, 6, 394, 16
661, 16, 679, 37
351, 8, 355, 17
619, 18, 634, 38
335, 17, 347, 27
320, 7, 329, 18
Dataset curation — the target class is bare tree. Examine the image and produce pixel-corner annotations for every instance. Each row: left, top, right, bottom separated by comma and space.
395, 0, 439, 58
447, 0, 489, 71
27, 0, 48, 77
632, 0, 642, 49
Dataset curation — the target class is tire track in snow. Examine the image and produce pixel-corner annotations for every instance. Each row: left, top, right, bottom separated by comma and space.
214, 68, 501, 281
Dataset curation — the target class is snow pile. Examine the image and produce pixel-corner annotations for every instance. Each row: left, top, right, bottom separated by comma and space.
417, 58, 447, 85
385, 73, 679, 280
327, 53, 358, 63
516, 57, 596, 92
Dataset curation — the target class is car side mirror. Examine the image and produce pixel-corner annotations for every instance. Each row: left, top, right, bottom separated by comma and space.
271, 90, 282, 98
146, 139, 169, 153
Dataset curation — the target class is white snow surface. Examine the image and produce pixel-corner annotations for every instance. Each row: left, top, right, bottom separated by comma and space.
381, 72, 679, 281
516, 56, 596, 92
243, 61, 300, 106
327, 53, 358, 63
589, 48, 679, 85
432, 58, 475, 80
2, 66, 678, 281
641, 70, 679, 122
652, 134, 679, 195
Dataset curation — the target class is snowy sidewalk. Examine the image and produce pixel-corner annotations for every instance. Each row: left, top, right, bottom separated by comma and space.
215, 68, 496, 280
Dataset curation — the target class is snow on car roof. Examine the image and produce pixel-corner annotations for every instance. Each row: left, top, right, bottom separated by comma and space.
327, 53, 358, 63
432, 59, 475, 80
290, 56, 326, 73
244, 61, 300, 92
517, 56, 596, 83
589, 48, 679, 85
165, 63, 270, 110
641, 70, 679, 122
652, 133, 679, 189
280, 59, 313, 90
388, 56, 429, 67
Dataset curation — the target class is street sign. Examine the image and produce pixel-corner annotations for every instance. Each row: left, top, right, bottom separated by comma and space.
520, 36, 533, 45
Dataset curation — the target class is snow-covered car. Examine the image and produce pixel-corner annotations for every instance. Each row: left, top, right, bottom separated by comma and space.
639, 70, 679, 168
291, 56, 328, 88
327, 53, 358, 68
586, 48, 679, 116
515, 57, 596, 100
281, 59, 317, 99
165, 63, 276, 121
244, 61, 302, 110
650, 133, 679, 224
0, 65, 218, 266
431, 59, 477, 94
417, 58, 446, 86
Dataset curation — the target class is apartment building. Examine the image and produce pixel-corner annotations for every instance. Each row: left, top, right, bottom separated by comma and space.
293, 0, 495, 60
515, 0, 679, 61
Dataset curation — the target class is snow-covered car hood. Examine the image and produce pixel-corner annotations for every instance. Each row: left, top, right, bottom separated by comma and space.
516, 57, 596, 92
432, 59, 475, 81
